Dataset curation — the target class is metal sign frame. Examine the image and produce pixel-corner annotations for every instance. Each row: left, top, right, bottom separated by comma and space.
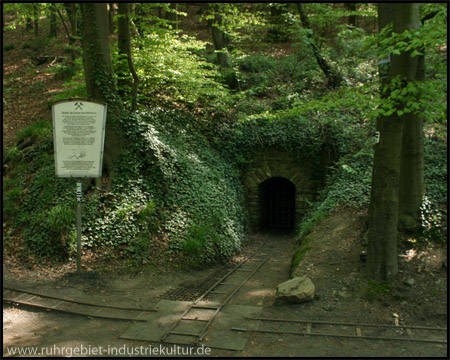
52, 98, 107, 178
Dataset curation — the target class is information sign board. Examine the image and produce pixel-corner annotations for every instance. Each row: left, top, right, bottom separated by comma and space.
52, 99, 106, 178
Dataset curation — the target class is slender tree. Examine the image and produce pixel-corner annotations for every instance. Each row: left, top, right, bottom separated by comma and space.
210, 11, 230, 68
117, 2, 140, 112
367, 3, 420, 281
344, 3, 357, 27
32, 3, 39, 36
296, 3, 344, 88
49, 4, 58, 37
63, 3, 78, 39
108, 3, 115, 34
56, 5, 74, 44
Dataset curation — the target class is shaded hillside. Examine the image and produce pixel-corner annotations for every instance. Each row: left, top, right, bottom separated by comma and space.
3, 4, 447, 271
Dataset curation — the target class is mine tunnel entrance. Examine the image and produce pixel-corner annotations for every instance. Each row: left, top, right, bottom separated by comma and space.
259, 177, 296, 232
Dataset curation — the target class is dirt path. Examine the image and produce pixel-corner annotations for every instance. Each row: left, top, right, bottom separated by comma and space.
3, 220, 447, 357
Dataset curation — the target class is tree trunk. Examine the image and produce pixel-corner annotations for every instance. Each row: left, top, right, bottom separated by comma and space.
367, 3, 420, 281
398, 52, 425, 232
63, 3, 78, 38
367, 114, 404, 281
70, 4, 78, 38
56, 6, 74, 44
267, 4, 289, 42
210, 13, 230, 68
108, 3, 115, 34
296, 3, 344, 88
33, 4, 39, 36
344, 3, 357, 27
165, 2, 178, 26
133, 4, 144, 37
117, 3, 131, 95
81, 3, 124, 189
49, 5, 58, 37
25, 15, 33, 32
117, 2, 140, 112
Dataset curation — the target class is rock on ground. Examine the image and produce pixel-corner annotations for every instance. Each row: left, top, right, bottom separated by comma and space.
275, 276, 315, 305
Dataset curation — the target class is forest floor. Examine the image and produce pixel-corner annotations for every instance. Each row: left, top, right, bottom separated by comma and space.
3, 25, 68, 150
3, 15, 447, 358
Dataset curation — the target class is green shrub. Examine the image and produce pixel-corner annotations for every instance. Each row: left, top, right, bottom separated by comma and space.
51, 81, 87, 103
15, 120, 52, 143
419, 136, 447, 243
130, 30, 230, 108
182, 220, 222, 267
3, 146, 21, 164
3, 185, 22, 220
16, 163, 75, 259
290, 236, 312, 275
50, 58, 86, 103
29, 37, 49, 53
2, 120, 75, 259
49, 62, 81, 80
4, 44, 15, 51
139, 201, 157, 220
46, 205, 74, 233
361, 280, 403, 301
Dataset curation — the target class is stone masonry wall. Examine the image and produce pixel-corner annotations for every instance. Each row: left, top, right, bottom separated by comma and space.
242, 147, 323, 232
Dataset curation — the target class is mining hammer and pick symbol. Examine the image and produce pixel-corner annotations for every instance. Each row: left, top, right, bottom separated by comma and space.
75, 102, 83, 110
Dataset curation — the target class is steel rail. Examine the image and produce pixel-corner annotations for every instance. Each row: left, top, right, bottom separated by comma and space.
160, 249, 272, 345
3, 286, 156, 312
232, 327, 447, 344
196, 255, 270, 343
160, 253, 258, 343
245, 316, 447, 331
193, 252, 258, 305
3, 296, 148, 322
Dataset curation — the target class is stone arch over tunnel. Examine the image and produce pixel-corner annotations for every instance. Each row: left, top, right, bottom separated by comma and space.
242, 147, 325, 232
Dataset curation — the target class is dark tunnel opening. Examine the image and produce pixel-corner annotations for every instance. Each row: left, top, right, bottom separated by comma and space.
259, 177, 296, 232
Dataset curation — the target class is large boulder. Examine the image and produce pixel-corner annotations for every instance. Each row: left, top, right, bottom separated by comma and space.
275, 276, 315, 305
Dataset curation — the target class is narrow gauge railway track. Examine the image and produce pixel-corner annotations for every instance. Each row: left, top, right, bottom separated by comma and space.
232, 317, 447, 344
3, 287, 155, 321
160, 247, 274, 346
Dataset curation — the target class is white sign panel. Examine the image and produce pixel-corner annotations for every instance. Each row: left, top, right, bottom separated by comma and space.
52, 99, 106, 178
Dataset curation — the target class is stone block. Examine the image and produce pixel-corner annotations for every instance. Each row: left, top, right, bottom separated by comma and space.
275, 276, 315, 305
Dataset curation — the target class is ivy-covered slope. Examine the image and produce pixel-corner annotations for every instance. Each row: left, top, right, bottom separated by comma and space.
4, 103, 446, 267
3, 109, 246, 267
106, 108, 246, 266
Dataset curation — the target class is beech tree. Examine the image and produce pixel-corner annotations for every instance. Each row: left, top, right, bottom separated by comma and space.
206, 4, 230, 68
367, 3, 421, 281
81, 3, 124, 189
396, 9, 439, 232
